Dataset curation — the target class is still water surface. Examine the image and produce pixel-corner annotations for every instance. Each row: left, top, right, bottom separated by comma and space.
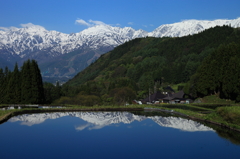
0, 111, 240, 159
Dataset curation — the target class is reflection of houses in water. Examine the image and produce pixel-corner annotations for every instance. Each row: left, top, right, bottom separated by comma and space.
142, 88, 193, 104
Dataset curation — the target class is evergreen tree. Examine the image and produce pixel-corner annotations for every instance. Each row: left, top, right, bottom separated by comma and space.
1, 67, 11, 103
0, 68, 4, 103
0, 60, 45, 104
20, 59, 45, 104
29, 60, 45, 104
189, 43, 240, 102
21, 60, 32, 103
5, 63, 21, 104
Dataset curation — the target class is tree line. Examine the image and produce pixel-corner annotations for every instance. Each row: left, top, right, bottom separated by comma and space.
185, 42, 240, 102
0, 59, 61, 104
2, 26, 240, 105
58, 26, 240, 105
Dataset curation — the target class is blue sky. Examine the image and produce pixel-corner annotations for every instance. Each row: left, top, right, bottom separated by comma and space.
0, 0, 239, 33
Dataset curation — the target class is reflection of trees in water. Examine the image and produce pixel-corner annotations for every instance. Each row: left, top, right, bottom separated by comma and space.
134, 111, 240, 145
212, 124, 240, 145
197, 122, 240, 145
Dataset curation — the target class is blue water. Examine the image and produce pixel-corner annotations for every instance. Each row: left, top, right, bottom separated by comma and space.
0, 112, 240, 159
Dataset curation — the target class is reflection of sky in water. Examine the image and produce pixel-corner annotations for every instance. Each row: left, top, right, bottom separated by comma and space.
1, 112, 240, 159
9, 112, 214, 132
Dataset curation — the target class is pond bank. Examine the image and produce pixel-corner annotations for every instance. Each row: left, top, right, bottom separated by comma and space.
1, 106, 240, 133
144, 108, 240, 133
0, 112, 13, 124
0, 107, 143, 124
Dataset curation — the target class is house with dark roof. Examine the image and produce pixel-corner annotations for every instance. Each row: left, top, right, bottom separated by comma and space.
142, 92, 167, 104
141, 88, 193, 104
162, 90, 192, 104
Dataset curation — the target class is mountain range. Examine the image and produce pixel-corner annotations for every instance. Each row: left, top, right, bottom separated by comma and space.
9, 111, 214, 132
0, 18, 240, 83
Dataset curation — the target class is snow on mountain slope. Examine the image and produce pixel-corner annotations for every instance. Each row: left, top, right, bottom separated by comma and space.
1, 18, 239, 58
9, 112, 214, 132
0, 24, 147, 57
149, 18, 240, 37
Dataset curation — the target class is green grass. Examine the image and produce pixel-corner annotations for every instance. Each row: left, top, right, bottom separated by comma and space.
169, 83, 186, 92
142, 103, 240, 130
156, 104, 240, 130
216, 106, 240, 125
62, 104, 143, 109
198, 94, 236, 104
0, 109, 15, 117
158, 103, 213, 111
1, 104, 240, 131
0, 105, 144, 121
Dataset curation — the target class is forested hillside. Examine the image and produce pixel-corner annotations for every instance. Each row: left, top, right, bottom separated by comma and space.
58, 26, 240, 105
186, 42, 240, 102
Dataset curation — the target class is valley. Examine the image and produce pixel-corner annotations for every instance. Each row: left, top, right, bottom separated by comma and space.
1, 18, 240, 83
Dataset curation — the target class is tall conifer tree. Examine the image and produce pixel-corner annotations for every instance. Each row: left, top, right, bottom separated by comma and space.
0, 60, 45, 104
5, 63, 21, 104
21, 60, 32, 103
0, 68, 4, 103
29, 60, 45, 104
1, 67, 11, 103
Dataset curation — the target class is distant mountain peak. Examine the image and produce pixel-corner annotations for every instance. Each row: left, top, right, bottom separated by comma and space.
1, 18, 240, 79
1, 18, 240, 56
149, 18, 240, 37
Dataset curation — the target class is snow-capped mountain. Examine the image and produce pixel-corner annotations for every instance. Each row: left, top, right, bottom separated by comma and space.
0, 18, 239, 80
9, 112, 214, 132
0, 24, 147, 57
1, 18, 239, 58
0, 23, 148, 79
149, 18, 240, 37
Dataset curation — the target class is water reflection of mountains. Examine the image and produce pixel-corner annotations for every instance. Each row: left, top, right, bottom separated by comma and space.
9, 112, 213, 132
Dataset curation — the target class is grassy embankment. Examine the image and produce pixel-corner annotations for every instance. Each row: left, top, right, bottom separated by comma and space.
152, 94, 240, 130
154, 104, 240, 129
1, 95, 240, 131
0, 105, 144, 123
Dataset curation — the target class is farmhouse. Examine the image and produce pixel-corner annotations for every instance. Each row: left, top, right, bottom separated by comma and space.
142, 90, 192, 104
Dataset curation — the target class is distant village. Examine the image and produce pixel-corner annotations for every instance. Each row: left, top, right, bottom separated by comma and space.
134, 86, 193, 105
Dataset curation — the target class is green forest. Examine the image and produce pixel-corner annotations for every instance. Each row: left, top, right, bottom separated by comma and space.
186, 43, 240, 101
0, 59, 61, 104
56, 25, 240, 105
1, 26, 240, 105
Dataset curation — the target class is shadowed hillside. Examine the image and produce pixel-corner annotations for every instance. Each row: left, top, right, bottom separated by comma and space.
59, 26, 240, 105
